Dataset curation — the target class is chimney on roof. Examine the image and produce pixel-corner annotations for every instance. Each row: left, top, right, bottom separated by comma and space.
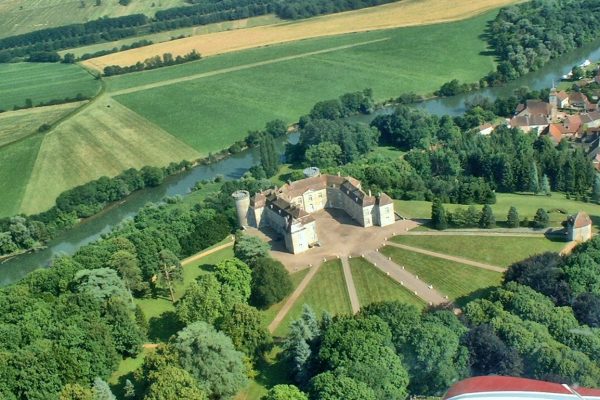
368, 190, 372, 197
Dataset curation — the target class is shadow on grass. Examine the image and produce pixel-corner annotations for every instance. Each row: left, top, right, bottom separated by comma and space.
112, 371, 140, 400
148, 311, 183, 343
255, 350, 294, 390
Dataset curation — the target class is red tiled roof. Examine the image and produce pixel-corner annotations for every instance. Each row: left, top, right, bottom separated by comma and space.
444, 377, 600, 399
544, 124, 566, 143
557, 91, 569, 101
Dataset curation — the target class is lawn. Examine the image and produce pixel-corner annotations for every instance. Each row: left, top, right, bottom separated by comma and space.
260, 268, 310, 328
0, 0, 188, 38
0, 63, 101, 110
109, 347, 153, 397
274, 260, 352, 337
395, 192, 600, 227
112, 11, 497, 154
0, 134, 44, 217
349, 257, 425, 309
380, 245, 503, 304
391, 235, 566, 267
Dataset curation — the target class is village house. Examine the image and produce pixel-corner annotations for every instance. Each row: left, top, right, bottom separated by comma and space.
477, 123, 494, 135
566, 211, 593, 242
232, 168, 395, 254
549, 87, 570, 108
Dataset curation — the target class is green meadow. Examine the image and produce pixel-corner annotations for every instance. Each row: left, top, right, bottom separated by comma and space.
0, 63, 101, 110
112, 11, 496, 154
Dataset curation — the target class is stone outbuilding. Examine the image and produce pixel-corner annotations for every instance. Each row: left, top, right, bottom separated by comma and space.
566, 211, 593, 242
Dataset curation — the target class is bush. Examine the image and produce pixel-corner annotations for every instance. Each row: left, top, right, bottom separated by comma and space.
251, 257, 293, 309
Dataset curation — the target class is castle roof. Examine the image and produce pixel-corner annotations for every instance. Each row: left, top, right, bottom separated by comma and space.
568, 211, 592, 229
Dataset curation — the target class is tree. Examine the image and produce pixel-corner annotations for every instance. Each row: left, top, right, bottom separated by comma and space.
219, 303, 272, 356
214, 258, 252, 301
59, 384, 94, 400
260, 135, 280, 177
463, 324, 523, 376
73, 268, 129, 304
62, 53, 76, 64
265, 119, 288, 138
109, 250, 143, 300
135, 304, 149, 336
592, 175, 600, 203
479, 204, 495, 229
431, 198, 447, 230
234, 232, 270, 265
541, 174, 551, 196
533, 208, 549, 228
305, 142, 342, 168
123, 380, 135, 399
176, 275, 223, 325
157, 250, 183, 303
172, 322, 247, 399
140, 166, 164, 187
251, 257, 293, 308
93, 378, 116, 400
572, 66, 585, 80
529, 161, 540, 194
262, 385, 307, 400
507, 206, 520, 228
309, 372, 376, 400
572, 293, 600, 327
144, 366, 207, 400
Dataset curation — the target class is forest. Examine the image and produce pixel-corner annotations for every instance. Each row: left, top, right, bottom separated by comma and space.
485, 0, 600, 85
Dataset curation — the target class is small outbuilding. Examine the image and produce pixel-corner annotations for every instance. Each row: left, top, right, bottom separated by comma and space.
566, 211, 593, 242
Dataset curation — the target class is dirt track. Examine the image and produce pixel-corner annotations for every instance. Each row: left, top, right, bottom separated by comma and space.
83, 0, 521, 72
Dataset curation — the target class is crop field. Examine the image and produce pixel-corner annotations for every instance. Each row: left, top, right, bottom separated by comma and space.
274, 260, 351, 336
111, 12, 497, 152
19, 97, 201, 214
0, 63, 100, 111
391, 235, 566, 268
0, 134, 44, 217
394, 193, 600, 227
0, 102, 82, 148
349, 257, 425, 308
381, 246, 503, 303
59, 15, 283, 58
84, 0, 520, 71
0, 0, 188, 38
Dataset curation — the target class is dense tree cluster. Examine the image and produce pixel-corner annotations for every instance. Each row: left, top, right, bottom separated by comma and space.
104, 50, 201, 76
78, 39, 153, 61
485, 0, 600, 85
273, 0, 401, 19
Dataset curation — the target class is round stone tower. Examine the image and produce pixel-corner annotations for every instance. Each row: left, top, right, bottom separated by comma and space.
232, 190, 250, 228
303, 166, 321, 178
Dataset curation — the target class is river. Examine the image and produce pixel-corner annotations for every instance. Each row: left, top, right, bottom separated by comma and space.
3, 39, 600, 285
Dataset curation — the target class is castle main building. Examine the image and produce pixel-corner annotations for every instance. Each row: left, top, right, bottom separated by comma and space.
232, 168, 395, 254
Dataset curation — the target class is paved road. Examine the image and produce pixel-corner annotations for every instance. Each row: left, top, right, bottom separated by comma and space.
386, 242, 505, 272
560, 241, 578, 255
364, 251, 448, 306
268, 263, 322, 334
341, 257, 360, 314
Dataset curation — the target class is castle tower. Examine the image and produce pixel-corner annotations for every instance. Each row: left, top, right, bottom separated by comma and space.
232, 190, 250, 228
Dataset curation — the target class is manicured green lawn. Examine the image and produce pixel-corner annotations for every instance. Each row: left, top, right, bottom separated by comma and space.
349, 257, 425, 308
395, 192, 600, 227
260, 268, 310, 328
0, 63, 101, 110
391, 235, 566, 267
109, 347, 152, 397
0, 134, 44, 217
274, 260, 351, 336
380, 246, 502, 304
113, 11, 496, 154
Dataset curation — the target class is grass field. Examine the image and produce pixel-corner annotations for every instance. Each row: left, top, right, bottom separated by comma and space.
0, 102, 83, 148
0, 134, 44, 217
84, 0, 519, 71
395, 193, 600, 227
18, 97, 201, 214
380, 245, 503, 303
274, 260, 351, 336
0, 0, 188, 38
349, 257, 425, 308
391, 235, 566, 267
0, 63, 100, 110
111, 11, 497, 153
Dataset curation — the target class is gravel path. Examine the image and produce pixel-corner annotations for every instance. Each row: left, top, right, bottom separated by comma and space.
341, 257, 360, 314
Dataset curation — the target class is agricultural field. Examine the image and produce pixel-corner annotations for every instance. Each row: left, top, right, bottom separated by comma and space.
59, 15, 283, 58
83, 0, 519, 71
391, 235, 566, 268
274, 260, 352, 337
0, 134, 44, 217
18, 97, 201, 215
394, 193, 600, 227
349, 257, 425, 308
111, 12, 497, 152
0, 63, 100, 111
380, 246, 503, 303
0, 102, 83, 147
0, 0, 188, 38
